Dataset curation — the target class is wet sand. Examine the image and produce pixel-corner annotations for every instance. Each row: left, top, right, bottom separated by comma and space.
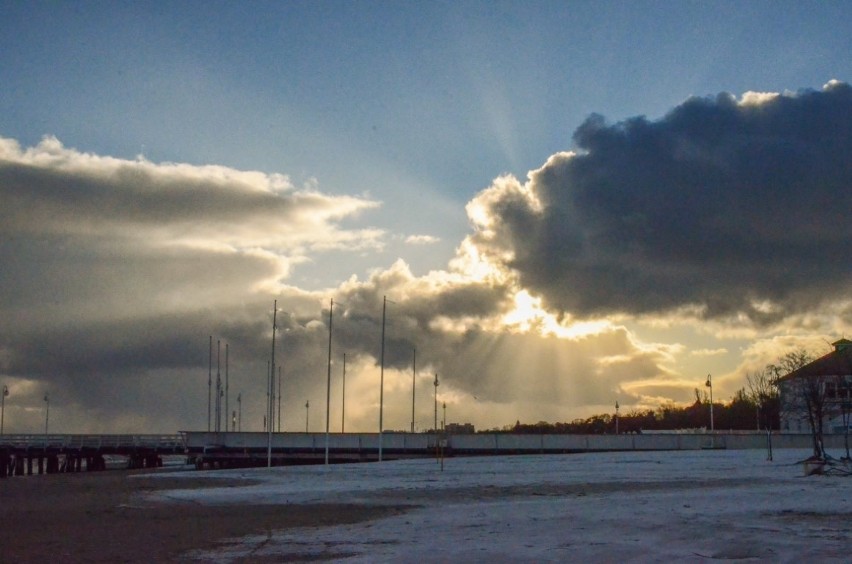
0, 471, 408, 562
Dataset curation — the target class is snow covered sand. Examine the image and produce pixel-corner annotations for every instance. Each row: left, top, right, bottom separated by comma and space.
148, 449, 850, 562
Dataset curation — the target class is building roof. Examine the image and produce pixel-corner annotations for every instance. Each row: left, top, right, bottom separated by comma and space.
777, 339, 852, 382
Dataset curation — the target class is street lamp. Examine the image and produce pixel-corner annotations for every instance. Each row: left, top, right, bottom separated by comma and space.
305, 400, 310, 433
237, 392, 242, 432
1, 384, 9, 435
442, 402, 446, 431
705, 374, 714, 432
615, 400, 619, 435
44, 393, 49, 434
433, 373, 439, 432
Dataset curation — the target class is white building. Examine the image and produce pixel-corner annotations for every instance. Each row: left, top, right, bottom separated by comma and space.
778, 338, 852, 434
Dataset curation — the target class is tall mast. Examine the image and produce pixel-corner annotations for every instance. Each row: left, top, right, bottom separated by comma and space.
268, 300, 277, 468
341, 353, 346, 433
216, 339, 221, 432
207, 336, 212, 432
277, 366, 282, 432
225, 343, 229, 433
379, 295, 386, 462
325, 298, 333, 465
411, 348, 416, 433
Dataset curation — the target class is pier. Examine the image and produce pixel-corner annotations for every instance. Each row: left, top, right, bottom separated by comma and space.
3, 431, 837, 476
183, 430, 835, 469
0, 434, 185, 478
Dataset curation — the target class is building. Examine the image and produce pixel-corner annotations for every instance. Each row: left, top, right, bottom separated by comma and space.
778, 338, 852, 434
445, 422, 475, 434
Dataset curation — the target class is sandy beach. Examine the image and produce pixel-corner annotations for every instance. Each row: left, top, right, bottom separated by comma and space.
2, 450, 849, 562
0, 470, 407, 562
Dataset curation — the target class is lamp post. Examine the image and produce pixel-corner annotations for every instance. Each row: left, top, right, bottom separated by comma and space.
442, 402, 446, 431
615, 400, 620, 434
237, 392, 242, 432
433, 373, 439, 432
44, 393, 49, 434
705, 374, 714, 432
1, 384, 8, 435
305, 400, 310, 433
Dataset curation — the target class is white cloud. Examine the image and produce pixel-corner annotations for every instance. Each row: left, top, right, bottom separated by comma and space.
404, 234, 440, 245
691, 348, 728, 357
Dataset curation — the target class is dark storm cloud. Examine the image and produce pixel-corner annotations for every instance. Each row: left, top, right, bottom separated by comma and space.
469, 81, 852, 322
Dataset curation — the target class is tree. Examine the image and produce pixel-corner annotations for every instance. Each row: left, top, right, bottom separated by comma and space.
727, 388, 760, 430
771, 350, 824, 459
746, 368, 780, 430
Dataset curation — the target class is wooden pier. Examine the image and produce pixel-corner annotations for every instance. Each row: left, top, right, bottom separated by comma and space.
0, 434, 185, 478
3, 431, 835, 476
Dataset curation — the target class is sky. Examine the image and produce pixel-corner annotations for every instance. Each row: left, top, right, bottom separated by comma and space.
156, 449, 850, 561
1, 1, 851, 434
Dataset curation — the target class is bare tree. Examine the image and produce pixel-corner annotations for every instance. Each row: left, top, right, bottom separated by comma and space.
747, 367, 780, 460
771, 350, 824, 460
747, 368, 779, 427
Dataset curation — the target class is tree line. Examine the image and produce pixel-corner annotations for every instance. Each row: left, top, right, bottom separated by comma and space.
489, 367, 782, 435
487, 347, 851, 466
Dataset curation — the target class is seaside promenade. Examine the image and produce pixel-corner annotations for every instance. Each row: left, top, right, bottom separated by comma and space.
3, 430, 838, 477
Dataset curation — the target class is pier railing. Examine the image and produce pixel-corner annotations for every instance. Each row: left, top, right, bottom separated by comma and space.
0, 434, 185, 451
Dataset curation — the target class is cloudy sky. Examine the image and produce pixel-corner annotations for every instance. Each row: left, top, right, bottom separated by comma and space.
1, 2, 851, 434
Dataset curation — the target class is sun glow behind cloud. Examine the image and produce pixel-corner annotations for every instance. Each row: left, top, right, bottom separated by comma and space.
503, 290, 611, 339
